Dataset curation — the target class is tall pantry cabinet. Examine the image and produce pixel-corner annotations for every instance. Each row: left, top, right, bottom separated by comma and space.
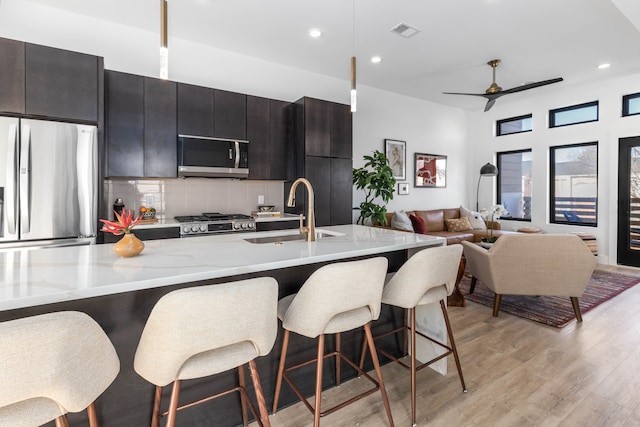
287, 97, 352, 226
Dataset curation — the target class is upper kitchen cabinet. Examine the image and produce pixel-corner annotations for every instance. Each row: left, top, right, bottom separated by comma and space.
25, 43, 100, 122
0, 38, 25, 114
105, 71, 177, 178
143, 77, 177, 177
214, 89, 246, 140
0, 37, 102, 123
293, 97, 352, 159
246, 96, 290, 180
177, 83, 214, 137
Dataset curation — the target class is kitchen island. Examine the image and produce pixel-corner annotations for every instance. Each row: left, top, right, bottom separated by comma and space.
0, 225, 445, 426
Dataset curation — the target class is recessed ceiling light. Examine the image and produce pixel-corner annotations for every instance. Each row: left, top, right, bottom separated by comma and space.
309, 29, 322, 38
371, 56, 382, 63
598, 63, 610, 69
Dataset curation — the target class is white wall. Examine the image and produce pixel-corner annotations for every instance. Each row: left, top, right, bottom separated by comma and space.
0, 0, 470, 224
467, 72, 640, 265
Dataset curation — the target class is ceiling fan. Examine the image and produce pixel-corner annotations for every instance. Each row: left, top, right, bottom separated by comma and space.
443, 59, 563, 112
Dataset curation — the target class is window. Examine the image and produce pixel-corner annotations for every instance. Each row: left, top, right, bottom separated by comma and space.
497, 150, 532, 220
623, 92, 640, 117
549, 101, 598, 128
550, 142, 598, 226
496, 114, 532, 136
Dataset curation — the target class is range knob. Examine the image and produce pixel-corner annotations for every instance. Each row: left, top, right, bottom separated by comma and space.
182, 225, 191, 234
248, 222, 255, 229
191, 225, 199, 232
233, 223, 241, 230
199, 224, 207, 232
241, 222, 248, 229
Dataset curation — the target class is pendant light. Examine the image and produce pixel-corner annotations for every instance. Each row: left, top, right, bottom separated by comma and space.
160, 0, 169, 79
350, 0, 357, 112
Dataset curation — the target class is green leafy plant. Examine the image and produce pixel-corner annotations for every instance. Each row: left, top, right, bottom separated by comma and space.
353, 150, 396, 225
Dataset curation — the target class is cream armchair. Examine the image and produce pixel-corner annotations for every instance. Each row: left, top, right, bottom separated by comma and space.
461, 234, 597, 321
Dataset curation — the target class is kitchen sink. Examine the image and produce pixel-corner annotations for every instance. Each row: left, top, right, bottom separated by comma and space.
244, 230, 342, 244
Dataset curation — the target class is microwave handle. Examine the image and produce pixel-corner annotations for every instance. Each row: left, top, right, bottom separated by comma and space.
234, 141, 240, 168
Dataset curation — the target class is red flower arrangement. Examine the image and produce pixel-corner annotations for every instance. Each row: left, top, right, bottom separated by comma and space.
100, 209, 143, 236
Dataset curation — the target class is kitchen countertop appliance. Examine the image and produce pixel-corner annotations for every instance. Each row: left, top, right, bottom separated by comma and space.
175, 213, 256, 237
0, 117, 97, 249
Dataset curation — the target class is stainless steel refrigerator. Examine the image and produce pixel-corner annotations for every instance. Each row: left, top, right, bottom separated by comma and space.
0, 117, 97, 249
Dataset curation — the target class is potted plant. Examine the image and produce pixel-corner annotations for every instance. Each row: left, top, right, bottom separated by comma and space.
353, 150, 396, 226
480, 204, 508, 243
100, 209, 145, 257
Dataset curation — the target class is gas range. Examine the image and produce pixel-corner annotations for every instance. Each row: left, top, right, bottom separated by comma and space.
175, 213, 256, 237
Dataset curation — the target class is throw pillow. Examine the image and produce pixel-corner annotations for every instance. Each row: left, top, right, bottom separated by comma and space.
409, 214, 427, 234
460, 205, 487, 230
444, 217, 473, 232
391, 210, 414, 231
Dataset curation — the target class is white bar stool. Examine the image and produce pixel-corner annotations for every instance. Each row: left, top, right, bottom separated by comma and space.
272, 257, 394, 427
0, 311, 120, 427
362, 244, 467, 427
134, 277, 278, 427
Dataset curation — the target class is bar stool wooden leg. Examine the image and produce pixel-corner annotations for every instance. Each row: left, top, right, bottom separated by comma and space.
313, 334, 325, 427
55, 415, 70, 427
410, 308, 417, 427
151, 385, 162, 427
166, 379, 181, 427
335, 332, 341, 386
272, 329, 290, 414
440, 300, 467, 392
364, 322, 395, 427
403, 309, 409, 357
87, 402, 99, 427
239, 365, 249, 426
248, 359, 271, 427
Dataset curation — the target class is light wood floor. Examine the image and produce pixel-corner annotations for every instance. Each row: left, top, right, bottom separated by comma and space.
252, 264, 640, 427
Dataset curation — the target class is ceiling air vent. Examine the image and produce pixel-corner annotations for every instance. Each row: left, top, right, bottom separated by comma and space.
389, 22, 421, 38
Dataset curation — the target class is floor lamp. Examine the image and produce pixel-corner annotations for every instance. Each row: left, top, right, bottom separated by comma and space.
476, 162, 498, 211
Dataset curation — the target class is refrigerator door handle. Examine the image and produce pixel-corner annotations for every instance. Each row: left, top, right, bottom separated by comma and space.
19, 124, 31, 234
234, 141, 240, 168
5, 124, 18, 235
76, 125, 97, 237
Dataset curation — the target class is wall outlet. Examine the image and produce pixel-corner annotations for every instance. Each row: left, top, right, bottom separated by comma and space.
145, 195, 155, 207
258, 195, 264, 205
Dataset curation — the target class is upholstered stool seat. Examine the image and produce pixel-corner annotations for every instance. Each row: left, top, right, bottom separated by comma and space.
363, 245, 466, 427
0, 311, 120, 427
272, 257, 395, 427
134, 277, 278, 427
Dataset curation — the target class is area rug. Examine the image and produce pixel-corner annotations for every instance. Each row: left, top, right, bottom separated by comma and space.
458, 270, 640, 327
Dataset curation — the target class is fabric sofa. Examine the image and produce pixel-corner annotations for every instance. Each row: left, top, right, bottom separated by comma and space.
377, 207, 517, 245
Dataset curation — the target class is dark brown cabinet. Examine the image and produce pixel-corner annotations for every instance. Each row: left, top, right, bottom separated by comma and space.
105, 71, 177, 178
177, 83, 214, 136
214, 89, 246, 139
177, 84, 247, 141
247, 96, 290, 180
25, 43, 100, 122
0, 37, 101, 123
144, 78, 177, 177
287, 97, 353, 226
0, 37, 25, 114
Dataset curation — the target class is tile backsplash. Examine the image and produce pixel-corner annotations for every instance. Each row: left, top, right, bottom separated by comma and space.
104, 178, 285, 219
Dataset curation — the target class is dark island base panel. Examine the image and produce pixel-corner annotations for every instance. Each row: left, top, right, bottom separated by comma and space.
0, 250, 408, 427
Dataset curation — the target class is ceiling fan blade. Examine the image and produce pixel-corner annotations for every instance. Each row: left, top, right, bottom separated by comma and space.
442, 91, 487, 97
503, 77, 563, 94
484, 98, 497, 112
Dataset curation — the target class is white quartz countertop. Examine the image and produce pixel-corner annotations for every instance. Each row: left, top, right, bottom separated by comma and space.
0, 225, 444, 311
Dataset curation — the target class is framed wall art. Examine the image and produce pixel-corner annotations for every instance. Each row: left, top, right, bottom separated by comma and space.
414, 153, 447, 188
398, 183, 410, 195
385, 139, 406, 181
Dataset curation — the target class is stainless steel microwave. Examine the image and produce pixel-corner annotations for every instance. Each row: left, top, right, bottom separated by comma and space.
177, 135, 249, 178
